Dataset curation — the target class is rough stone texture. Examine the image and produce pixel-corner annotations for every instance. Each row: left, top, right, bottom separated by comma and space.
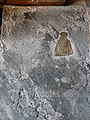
0, 5, 90, 120
87, 8, 90, 42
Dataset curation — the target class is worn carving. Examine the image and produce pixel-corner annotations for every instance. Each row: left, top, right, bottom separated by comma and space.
55, 32, 73, 56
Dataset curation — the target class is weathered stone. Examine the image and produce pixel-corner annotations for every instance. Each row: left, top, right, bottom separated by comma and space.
0, 5, 90, 120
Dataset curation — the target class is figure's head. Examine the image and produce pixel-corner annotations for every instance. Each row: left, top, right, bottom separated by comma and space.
60, 32, 68, 37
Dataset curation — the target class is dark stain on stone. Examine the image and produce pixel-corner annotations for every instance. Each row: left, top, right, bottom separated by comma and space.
55, 32, 73, 56
24, 12, 36, 20
12, 14, 17, 21
64, 0, 75, 5
86, 62, 90, 70
0, 6, 3, 34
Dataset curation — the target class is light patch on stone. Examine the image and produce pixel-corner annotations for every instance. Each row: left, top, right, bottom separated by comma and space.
64, 89, 79, 102
20, 65, 28, 80
3, 17, 15, 36
54, 77, 59, 82
0, 42, 5, 70
61, 77, 67, 83
23, 111, 29, 118
23, 89, 30, 107
1, 98, 14, 120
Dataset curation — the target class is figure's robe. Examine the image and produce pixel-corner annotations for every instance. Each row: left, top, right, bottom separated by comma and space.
55, 35, 73, 56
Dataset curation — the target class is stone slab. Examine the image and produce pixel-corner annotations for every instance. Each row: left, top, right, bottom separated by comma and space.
0, 5, 90, 120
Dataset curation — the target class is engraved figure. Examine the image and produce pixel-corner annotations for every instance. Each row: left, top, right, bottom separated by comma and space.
55, 32, 73, 56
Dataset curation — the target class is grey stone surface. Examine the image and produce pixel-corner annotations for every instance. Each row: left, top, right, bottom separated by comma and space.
0, 5, 90, 120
